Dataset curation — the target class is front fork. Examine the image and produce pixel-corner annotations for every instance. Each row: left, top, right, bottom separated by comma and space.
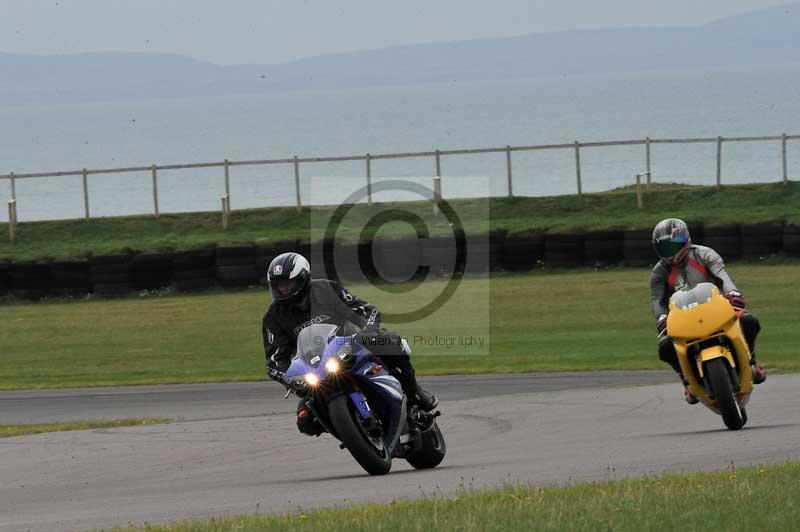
302, 385, 377, 438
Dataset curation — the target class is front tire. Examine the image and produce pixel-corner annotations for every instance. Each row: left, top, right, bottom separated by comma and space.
406, 421, 447, 469
707, 358, 745, 430
328, 394, 392, 475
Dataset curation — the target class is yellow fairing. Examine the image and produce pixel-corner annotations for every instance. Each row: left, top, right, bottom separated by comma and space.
668, 286, 753, 404
667, 286, 735, 341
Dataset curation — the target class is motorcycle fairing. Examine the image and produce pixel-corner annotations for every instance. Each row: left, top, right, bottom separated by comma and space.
668, 283, 754, 408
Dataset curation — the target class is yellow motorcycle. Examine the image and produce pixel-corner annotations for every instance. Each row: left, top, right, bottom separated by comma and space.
667, 282, 753, 430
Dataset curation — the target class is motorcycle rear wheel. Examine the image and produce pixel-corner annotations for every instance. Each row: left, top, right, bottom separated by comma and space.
707, 358, 745, 430
328, 394, 392, 476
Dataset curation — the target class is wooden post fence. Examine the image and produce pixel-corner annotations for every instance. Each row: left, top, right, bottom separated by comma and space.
782, 133, 788, 184
221, 194, 230, 229
7, 199, 16, 242
1, 132, 798, 223
82, 168, 90, 219
366, 153, 373, 206
293, 156, 302, 212
223, 159, 231, 210
636, 174, 643, 209
151, 164, 160, 217
506, 145, 513, 197
645, 137, 652, 191
574, 141, 583, 196
433, 150, 442, 215
636, 172, 650, 209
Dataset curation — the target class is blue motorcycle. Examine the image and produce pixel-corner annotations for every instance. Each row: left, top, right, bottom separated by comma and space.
284, 323, 446, 476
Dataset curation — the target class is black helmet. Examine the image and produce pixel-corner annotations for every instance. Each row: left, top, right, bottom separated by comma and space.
652, 218, 691, 263
267, 252, 310, 303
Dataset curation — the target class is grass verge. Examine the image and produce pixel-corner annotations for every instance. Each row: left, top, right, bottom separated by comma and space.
116, 461, 800, 531
1, 263, 797, 389
0, 418, 169, 438
0, 182, 798, 261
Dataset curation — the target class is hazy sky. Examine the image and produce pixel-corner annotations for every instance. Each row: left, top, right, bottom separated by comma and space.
0, 0, 790, 65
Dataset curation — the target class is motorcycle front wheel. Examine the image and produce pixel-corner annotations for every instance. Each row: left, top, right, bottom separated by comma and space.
707, 358, 745, 430
328, 394, 392, 475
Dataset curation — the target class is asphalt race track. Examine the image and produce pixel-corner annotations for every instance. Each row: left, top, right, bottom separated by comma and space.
2, 371, 799, 532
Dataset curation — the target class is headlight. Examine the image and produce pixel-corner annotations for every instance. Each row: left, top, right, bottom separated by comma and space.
305, 373, 320, 387
324, 359, 340, 374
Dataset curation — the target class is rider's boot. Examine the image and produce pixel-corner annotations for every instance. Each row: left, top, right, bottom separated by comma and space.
684, 383, 699, 405
296, 401, 323, 436
750, 352, 767, 384
675, 369, 698, 405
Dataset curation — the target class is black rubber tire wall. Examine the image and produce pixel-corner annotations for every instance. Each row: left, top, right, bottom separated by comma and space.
0, 262, 10, 295
740, 223, 784, 258
370, 237, 423, 282
623, 230, 655, 267
173, 247, 216, 292
422, 237, 459, 277
502, 232, 544, 271
583, 230, 624, 266
133, 252, 174, 290
91, 254, 133, 296
701, 225, 741, 259
215, 246, 258, 287
51, 260, 92, 295
9, 261, 51, 299
545, 233, 585, 267
783, 224, 800, 257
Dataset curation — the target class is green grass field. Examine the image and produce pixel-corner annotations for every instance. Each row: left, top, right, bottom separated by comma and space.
1, 182, 798, 261
1, 264, 797, 390
118, 462, 800, 532
0, 418, 168, 438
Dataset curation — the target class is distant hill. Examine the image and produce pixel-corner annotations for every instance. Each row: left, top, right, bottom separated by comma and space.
2, 3, 799, 106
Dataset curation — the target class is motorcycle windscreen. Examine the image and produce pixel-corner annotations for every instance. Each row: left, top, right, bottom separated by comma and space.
669, 282, 716, 310
295, 323, 339, 367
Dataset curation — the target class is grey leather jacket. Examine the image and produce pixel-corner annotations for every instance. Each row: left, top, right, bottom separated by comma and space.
650, 244, 738, 320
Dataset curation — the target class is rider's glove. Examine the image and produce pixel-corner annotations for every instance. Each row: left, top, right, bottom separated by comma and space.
656, 314, 668, 336
266, 366, 286, 384
357, 324, 381, 347
266, 354, 289, 384
725, 291, 746, 309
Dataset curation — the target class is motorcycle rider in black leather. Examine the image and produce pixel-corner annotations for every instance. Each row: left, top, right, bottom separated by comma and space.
262, 252, 439, 436
650, 218, 766, 405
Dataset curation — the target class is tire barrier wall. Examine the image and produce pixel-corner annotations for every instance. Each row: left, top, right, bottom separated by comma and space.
0, 222, 794, 299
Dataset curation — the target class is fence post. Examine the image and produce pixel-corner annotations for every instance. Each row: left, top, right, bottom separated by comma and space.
365, 153, 373, 206
782, 133, 788, 184
506, 145, 513, 197
151, 164, 160, 217
221, 195, 230, 229
293, 156, 302, 212
574, 141, 583, 196
223, 159, 231, 210
645, 137, 652, 191
82, 169, 90, 219
433, 150, 442, 215
716, 136, 723, 188
7, 199, 16, 243
636, 174, 643, 209
9, 172, 16, 203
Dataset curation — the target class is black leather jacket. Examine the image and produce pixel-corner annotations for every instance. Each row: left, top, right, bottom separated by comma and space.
262, 279, 379, 373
